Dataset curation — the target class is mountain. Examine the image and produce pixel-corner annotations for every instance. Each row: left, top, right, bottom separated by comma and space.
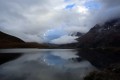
0, 31, 24, 43
69, 32, 84, 37
0, 31, 49, 48
77, 18, 120, 48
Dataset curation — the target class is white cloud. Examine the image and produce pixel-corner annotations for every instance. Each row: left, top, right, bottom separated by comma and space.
50, 35, 78, 44
0, 0, 120, 44
0, 0, 90, 44
89, 0, 120, 25
77, 6, 89, 14
51, 50, 78, 59
64, 26, 89, 33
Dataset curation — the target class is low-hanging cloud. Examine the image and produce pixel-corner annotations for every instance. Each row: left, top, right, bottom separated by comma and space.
50, 35, 78, 44
0, 0, 120, 44
98, 0, 120, 7
91, 0, 120, 25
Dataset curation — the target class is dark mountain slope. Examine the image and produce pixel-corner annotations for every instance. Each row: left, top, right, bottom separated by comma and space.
77, 18, 120, 48
0, 31, 24, 43
69, 32, 84, 37
0, 31, 49, 48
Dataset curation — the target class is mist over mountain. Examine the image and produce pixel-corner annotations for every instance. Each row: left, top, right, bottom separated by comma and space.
69, 32, 84, 37
77, 18, 120, 48
0, 31, 49, 48
0, 0, 120, 45
0, 31, 24, 43
1, 0, 120, 44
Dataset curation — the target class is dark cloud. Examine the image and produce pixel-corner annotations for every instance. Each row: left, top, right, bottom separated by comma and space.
98, 0, 120, 7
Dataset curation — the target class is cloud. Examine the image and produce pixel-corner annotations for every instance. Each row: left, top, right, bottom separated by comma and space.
64, 26, 89, 33
89, 0, 120, 25
93, 7, 120, 25
0, 0, 120, 44
98, 0, 120, 7
50, 35, 78, 44
51, 50, 78, 59
0, 0, 90, 43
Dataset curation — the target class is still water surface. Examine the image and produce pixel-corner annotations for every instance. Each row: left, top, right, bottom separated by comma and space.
0, 49, 96, 80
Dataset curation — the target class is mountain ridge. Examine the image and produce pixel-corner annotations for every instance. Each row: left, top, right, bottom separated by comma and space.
77, 18, 120, 48
0, 31, 49, 48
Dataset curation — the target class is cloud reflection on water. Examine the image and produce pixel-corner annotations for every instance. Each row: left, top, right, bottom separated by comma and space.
0, 49, 96, 80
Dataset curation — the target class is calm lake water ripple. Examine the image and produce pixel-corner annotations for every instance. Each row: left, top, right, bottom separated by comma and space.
0, 49, 97, 80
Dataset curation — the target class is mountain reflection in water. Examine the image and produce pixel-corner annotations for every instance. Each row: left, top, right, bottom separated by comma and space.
0, 49, 96, 80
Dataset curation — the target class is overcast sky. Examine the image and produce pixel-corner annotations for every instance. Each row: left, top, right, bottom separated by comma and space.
0, 0, 120, 44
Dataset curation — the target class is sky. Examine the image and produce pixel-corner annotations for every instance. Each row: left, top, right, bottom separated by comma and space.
0, 0, 120, 44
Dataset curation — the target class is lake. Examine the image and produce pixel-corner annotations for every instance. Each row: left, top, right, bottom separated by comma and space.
0, 49, 120, 80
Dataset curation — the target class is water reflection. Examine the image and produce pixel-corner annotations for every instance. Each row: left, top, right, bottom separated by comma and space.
0, 49, 96, 80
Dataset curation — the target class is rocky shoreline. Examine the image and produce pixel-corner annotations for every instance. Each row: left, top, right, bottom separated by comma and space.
79, 48, 120, 80
84, 63, 120, 80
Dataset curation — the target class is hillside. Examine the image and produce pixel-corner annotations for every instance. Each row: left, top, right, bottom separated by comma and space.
0, 31, 24, 43
0, 31, 49, 48
77, 18, 120, 48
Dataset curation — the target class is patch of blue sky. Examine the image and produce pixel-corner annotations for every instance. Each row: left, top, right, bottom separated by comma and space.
84, 1, 101, 10
65, 3, 76, 9
64, 0, 71, 2
44, 27, 67, 41
44, 54, 66, 66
